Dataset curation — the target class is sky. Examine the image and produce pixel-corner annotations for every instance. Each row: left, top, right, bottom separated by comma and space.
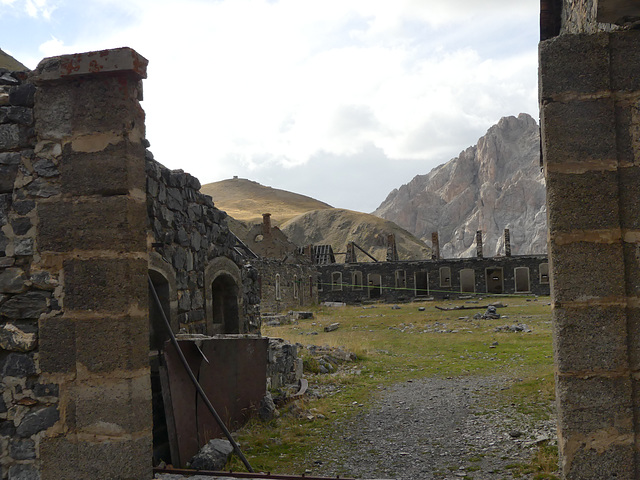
1, 0, 540, 213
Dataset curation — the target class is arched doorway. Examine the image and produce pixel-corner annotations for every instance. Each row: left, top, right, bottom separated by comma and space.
211, 273, 240, 334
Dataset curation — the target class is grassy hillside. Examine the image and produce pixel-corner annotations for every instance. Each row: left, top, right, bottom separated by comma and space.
201, 178, 332, 226
281, 208, 431, 261
0, 49, 28, 71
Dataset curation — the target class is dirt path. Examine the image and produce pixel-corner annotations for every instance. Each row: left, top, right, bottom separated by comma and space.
314, 375, 557, 480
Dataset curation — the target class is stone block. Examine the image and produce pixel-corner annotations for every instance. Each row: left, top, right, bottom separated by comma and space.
614, 102, 635, 165
0, 291, 49, 319
10, 438, 35, 459
38, 316, 76, 374
33, 82, 72, 139
546, 170, 620, 233
2, 353, 36, 378
564, 443, 635, 480
74, 375, 151, 435
610, 30, 640, 92
76, 435, 152, 479
618, 165, 640, 230
0, 267, 27, 293
63, 258, 146, 313
7, 463, 39, 480
553, 305, 628, 373
0, 163, 18, 192
59, 141, 145, 195
539, 33, 610, 99
75, 315, 148, 372
625, 307, 640, 370
38, 197, 146, 253
0, 123, 32, 150
623, 244, 640, 299
549, 241, 625, 302
557, 375, 633, 434
16, 405, 59, 437
40, 436, 78, 480
541, 97, 616, 166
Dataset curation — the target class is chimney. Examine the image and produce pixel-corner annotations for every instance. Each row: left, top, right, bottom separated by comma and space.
386, 234, 399, 262
504, 228, 511, 257
476, 230, 483, 258
346, 242, 357, 263
431, 232, 440, 260
262, 213, 271, 236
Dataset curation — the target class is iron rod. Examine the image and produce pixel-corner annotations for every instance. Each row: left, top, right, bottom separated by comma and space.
153, 466, 355, 480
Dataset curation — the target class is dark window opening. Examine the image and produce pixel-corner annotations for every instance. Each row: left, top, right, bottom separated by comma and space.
485, 267, 504, 294
415, 271, 428, 296
211, 274, 240, 334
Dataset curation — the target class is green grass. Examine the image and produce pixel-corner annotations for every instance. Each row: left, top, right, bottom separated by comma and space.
229, 296, 557, 476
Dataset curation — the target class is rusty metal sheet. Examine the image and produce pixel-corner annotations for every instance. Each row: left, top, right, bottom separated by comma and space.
163, 337, 268, 467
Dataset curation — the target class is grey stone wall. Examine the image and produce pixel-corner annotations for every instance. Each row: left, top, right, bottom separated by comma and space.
146, 158, 260, 334
256, 259, 317, 313
318, 255, 550, 304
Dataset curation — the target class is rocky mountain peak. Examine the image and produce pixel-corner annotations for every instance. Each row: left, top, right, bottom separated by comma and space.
373, 113, 546, 258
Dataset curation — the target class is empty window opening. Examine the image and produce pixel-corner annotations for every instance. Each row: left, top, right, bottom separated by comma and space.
439, 267, 451, 287
211, 273, 240, 333
352, 271, 363, 290
317, 275, 323, 292
415, 271, 428, 296
514, 267, 531, 293
275, 274, 281, 300
395, 270, 406, 290
539, 263, 550, 284
332, 272, 343, 291
460, 269, 475, 293
293, 275, 298, 299
309, 276, 313, 297
485, 267, 504, 294
368, 273, 382, 299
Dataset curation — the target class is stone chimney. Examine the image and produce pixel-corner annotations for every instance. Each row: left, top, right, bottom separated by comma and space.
476, 230, 483, 258
431, 232, 440, 260
504, 228, 511, 257
345, 242, 357, 263
386, 234, 399, 262
262, 213, 271, 236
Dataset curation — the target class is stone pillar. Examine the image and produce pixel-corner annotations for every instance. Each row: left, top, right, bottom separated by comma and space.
431, 232, 440, 260
386, 234, 398, 262
504, 228, 511, 257
262, 212, 271, 236
345, 242, 357, 263
475, 230, 483, 258
540, 27, 640, 479
32, 48, 152, 479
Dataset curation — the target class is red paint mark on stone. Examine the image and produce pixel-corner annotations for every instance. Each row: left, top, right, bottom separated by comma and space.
88, 60, 104, 73
100, 50, 109, 57
61, 59, 80, 76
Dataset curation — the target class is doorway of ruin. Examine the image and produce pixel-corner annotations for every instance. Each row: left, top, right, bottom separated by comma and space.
514, 267, 530, 293
460, 268, 475, 293
414, 271, 428, 295
485, 267, 504, 294
211, 273, 241, 334
368, 273, 382, 298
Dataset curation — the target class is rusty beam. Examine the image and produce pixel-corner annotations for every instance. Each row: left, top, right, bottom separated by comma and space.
153, 467, 356, 480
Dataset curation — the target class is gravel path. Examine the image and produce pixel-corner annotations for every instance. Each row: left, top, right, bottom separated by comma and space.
315, 375, 557, 480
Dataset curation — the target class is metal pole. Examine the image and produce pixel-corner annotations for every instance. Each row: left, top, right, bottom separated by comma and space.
148, 275, 255, 473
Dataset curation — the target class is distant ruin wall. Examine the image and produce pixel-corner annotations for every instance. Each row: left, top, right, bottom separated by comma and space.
146, 158, 260, 334
256, 259, 317, 313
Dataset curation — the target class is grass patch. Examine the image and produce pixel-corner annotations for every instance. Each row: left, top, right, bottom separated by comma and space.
229, 297, 556, 476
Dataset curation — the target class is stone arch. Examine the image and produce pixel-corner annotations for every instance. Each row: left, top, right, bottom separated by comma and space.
205, 256, 244, 334
148, 252, 179, 347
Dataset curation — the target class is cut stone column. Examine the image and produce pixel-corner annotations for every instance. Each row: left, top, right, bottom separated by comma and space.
32, 48, 152, 479
504, 228, 511, 257
475, 230, 483, 258
262, 212, 271, 236
540, 28, 640, 479
386, 234, 398, 262
431, 232, 440, 260
345, 242, 357, 263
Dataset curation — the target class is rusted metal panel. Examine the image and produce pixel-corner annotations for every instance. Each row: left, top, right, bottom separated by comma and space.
163, 337, 268, 467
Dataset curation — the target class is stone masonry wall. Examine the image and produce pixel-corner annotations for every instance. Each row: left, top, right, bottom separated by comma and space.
146, 158, 260, 334
256, 259, 317, 314
540, 27, 640, 479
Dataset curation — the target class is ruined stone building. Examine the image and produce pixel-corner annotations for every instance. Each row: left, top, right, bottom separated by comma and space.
0, 48, 266, 479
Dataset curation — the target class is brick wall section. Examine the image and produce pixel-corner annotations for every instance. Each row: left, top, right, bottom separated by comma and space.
27, 48, 152, 480
540, 31, 640, 478
146, 158, 260, 334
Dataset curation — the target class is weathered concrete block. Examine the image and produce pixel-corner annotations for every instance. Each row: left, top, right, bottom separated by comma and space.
623, 244, 640, 298
60, 141, 145, 195
33, 82, 72, 140
63, 258, 146, 313
563, 442, 635, 480
546, 170, 620, 233
38, 316, 76, 374
549, 241, 625, 301
38, 197, 146, 253
557, 375, 633, 434
75, 315, 148, 373
553, 305, 628, 373
625, 307, 640, 370
610, 30, 640, 92
73, 376, 151, 435
539, 33, 610, 99
618, 166, 640, 230
8, 463, 39, 480
541, 98, 616, 166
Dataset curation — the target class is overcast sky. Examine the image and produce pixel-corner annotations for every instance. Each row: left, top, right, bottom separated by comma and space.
2, 0, 540, 213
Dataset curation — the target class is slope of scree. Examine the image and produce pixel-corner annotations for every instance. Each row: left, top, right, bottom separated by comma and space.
373, 113, 547, 258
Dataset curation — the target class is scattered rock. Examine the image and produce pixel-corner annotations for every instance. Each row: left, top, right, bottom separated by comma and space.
0, 324, 37, 352
324, 322, 340, 332
258, 392, 278, 421
189, 438, 234, 471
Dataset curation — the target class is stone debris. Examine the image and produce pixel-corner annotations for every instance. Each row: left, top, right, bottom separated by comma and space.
0, 323, 37, 352
494, 323, 531, 333
323, 322, 340, 332
188, 438, 234, 471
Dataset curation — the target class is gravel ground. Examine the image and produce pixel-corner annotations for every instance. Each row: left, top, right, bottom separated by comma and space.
158, 375, 557, 480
